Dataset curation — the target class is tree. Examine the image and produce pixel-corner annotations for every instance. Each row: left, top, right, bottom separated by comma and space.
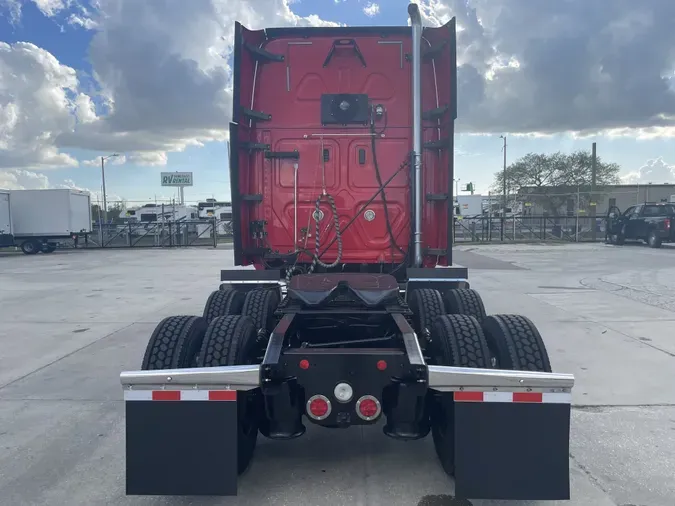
491, 150, 621, 215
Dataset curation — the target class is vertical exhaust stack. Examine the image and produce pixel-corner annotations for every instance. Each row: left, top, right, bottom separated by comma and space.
408, 3, 424, 267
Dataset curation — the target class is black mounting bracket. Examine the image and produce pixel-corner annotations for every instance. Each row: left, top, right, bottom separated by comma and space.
324, 39, 367, 67
423, 105, 449, 121
242, 108, 272, 122
241, 142, 271, 151
423, 138, 451, 150
244, 42, 284, 63
265, 150, 300, 160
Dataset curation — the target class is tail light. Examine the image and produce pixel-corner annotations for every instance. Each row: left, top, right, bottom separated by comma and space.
307, 394, 331, 420
665, 218, 671, 231
356, 395, 381, 421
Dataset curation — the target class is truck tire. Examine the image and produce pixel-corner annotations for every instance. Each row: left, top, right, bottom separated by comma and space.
647, 230, 662, 248
427, 314, 492, 477
203, 289, 245, 323
408, 288, 445, 341
141, 315, 208, 370
443, 288, 486, 323
241, 288, 280, 336
196, 315, 261, 475
20, 239, 40, 255
481, 314, 552, 372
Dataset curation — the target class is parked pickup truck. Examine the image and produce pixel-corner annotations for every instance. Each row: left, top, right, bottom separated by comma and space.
607, 203, 675, 248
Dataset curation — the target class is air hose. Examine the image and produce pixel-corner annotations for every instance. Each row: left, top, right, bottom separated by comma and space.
308, 192, 343, 273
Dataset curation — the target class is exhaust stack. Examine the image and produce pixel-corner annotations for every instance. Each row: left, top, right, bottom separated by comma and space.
408, 3, 423, 267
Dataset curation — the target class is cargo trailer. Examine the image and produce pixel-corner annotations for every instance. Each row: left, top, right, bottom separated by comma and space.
0, 190, 13, 248
9, 189, 92, 254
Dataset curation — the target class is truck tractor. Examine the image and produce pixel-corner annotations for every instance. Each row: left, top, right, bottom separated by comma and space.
120, 4, 575, 501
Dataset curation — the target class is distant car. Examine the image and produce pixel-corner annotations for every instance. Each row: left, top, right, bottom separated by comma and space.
607, 203, 675, 248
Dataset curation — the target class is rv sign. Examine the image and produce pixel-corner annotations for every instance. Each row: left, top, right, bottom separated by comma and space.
161, 172, 193, 187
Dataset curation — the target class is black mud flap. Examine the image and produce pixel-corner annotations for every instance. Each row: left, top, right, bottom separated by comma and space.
453, 395, 571, 500
125, 391, 238, 496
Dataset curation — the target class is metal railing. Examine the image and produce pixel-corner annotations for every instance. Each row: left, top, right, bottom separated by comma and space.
83, 219, 233, 249
453, 215, 605, 243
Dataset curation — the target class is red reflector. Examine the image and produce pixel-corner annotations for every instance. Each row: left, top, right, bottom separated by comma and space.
376, 360, 387, 371
299, 359, 310, 370
358, 398, 378, 418
513, 392, 543, 403
454, 391, 484, 402
209, 390, 237, 401
309, 397, 329, 417
152, 390, 180, 401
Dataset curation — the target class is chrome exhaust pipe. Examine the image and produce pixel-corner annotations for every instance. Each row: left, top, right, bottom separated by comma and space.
408, 3, 423, 267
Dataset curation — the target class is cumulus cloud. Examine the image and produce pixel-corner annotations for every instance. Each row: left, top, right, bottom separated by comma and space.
622, 157, 675, 184
0, 169, 51, 190
0, 42, 80, 170
1, 0, 338, 173
414, 0, 675, 137
363, 2, 380, 17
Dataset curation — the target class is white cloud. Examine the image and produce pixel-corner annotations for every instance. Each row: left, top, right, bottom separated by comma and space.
621, 157, 675, 184
1, 0, 339, 174
0, 169, 51, 190
363, 2, 379, 17
31, 0, 69, 17
0, 42, 80, 170
81, 154, 127, 167
414, 0, 675, 137
128, 151, 168, 166
67, 13, 98, 30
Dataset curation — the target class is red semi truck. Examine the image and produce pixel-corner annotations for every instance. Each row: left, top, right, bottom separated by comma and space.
121, 4, 575, 501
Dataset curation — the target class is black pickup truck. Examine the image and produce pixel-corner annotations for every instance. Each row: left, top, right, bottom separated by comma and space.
607, 203, 675, 248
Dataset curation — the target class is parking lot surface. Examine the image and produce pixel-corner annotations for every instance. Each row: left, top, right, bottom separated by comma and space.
1, 242, 674, 506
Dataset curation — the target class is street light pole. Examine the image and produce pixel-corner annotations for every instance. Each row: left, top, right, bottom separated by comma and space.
101, 156, 108, 225
100, 153, 119, 232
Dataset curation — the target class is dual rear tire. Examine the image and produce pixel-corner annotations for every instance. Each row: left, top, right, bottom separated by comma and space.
140, 286, 281, 475
408, 286, 553, 477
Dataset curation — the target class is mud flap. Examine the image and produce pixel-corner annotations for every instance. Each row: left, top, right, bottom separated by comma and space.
453, 396, 571, 500
125, 393, 239, 496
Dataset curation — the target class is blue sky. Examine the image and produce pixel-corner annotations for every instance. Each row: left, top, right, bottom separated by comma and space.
1, 0, 674, 207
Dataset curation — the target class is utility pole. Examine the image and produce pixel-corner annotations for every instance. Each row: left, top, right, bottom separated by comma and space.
500, 135, 507, 241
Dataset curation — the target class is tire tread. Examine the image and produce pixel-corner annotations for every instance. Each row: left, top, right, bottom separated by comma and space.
482, 314, 552, 371
141, 315, 207, 370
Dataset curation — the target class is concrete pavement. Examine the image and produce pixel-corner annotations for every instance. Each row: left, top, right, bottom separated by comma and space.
1, 243, 674, 505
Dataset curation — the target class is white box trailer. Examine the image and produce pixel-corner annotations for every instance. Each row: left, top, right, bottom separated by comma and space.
0, 190, 13, 248
9, 189, 92, 254
454, 195, 485, 217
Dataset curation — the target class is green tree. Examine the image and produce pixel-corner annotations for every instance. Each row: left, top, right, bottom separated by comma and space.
491, 150, 621, 215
